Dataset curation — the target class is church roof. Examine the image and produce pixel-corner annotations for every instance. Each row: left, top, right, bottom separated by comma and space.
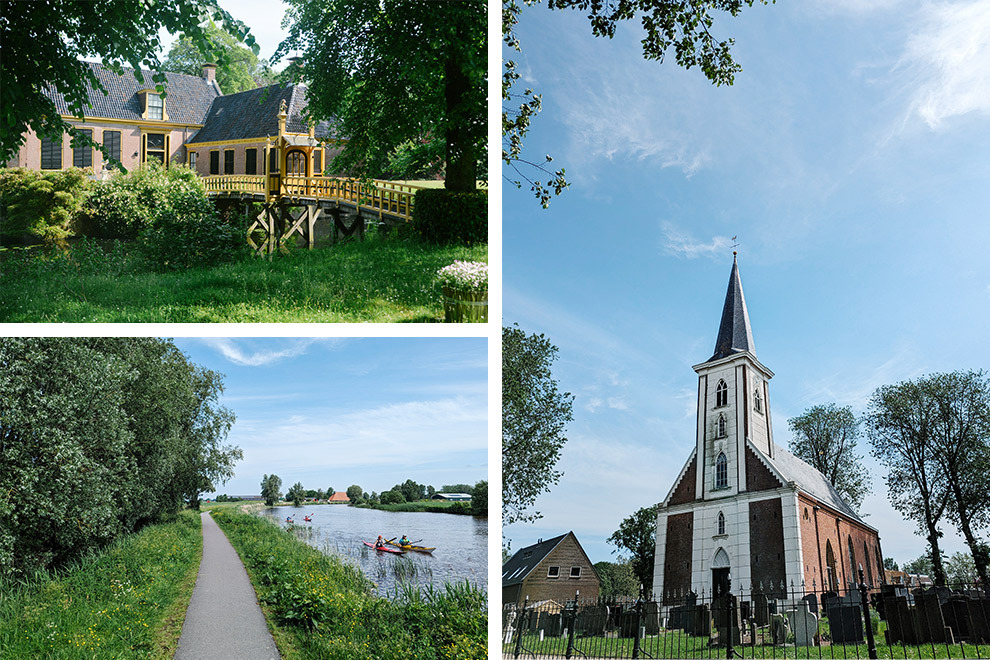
502, 532, 570, 587
708, 255, 756, 363
762, 443, 871, 527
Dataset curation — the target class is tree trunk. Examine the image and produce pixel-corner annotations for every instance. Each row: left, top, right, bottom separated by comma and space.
444, 56, 475, 192
948, 478, 990, 588
926, 523, 947, 586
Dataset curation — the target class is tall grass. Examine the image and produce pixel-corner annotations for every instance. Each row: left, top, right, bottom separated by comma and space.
0, 234, 487, 323
212, 509, 487, 660
0, 510, 202, 659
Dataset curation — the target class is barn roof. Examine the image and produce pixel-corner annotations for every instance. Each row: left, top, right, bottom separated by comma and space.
188, 83, 333, 144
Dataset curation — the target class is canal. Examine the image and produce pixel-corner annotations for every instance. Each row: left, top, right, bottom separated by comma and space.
260, 505, 487, 597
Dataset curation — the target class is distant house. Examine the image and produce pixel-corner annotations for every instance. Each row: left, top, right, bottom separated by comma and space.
327, 492, 350, 504
502, 532, 600, 607
431, 493, 472, 502
884, 570, 933, 587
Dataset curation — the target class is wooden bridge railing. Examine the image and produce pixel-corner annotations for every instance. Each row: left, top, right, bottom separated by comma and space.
204, 175, 428, 223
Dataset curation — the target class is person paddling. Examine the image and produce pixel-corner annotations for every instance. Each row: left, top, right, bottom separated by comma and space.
374, 535, 385, 549
399, 534, 411, 546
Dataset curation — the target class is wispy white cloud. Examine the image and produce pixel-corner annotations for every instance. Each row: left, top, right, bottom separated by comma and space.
201, 338, 342, 367
810, 0, 904, 15
899, 1, 990, 129
661, 221, 735, 259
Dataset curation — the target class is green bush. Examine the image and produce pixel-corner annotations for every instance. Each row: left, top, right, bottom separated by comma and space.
86, 162, 213, 238
138, 208, 245, 272
0, 167, 92, 243
411, 188, 487, 245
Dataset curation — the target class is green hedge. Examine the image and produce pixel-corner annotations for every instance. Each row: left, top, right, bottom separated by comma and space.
411, 189, 487, 245
0, 167, 92, 243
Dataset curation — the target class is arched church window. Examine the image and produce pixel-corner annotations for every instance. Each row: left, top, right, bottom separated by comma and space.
848, 536, 857, 586
864, 541, 874, 586
717, 414, 727, 438
715, 452, 728, 489
825, 541, 837, 591
754, 387, 763, 413
716, 511, 726, 535
715, 380, 728, 408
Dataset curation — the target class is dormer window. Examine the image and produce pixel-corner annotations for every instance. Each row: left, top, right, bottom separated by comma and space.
715, 380, 728, 408
715, 452, 728, 490
716, 413, 727, 438
139, 90, 168, 121
754, 387, 763, 414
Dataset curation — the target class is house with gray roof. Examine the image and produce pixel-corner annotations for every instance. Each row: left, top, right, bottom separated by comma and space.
503, 532, 600, 607
4, 60, 338, 180
652, 255, 884, 605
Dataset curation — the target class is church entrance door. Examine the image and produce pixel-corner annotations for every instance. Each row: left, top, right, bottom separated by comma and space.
712, 567, 730, 596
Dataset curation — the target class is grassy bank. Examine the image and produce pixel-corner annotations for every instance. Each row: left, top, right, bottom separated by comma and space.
0, 235, 487, 322
0, 510, 202, 659
211, 509, 486, 660
353, 500, 476, 515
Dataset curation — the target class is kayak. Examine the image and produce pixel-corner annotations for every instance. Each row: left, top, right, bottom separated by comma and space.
303, 516, 313, 522
386, 541, 435, 554
364, 541, 405, 554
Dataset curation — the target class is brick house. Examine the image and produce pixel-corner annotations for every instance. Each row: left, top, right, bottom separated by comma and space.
327, 492, 350, 504
5, 60, 335, 179
653, 256, 884, 604
502, 532, 600, 607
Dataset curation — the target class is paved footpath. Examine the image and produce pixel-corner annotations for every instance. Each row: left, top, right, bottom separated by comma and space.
174, 511, 280, 660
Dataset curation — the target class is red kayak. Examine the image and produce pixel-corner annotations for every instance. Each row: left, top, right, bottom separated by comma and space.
363, 541, 405, 554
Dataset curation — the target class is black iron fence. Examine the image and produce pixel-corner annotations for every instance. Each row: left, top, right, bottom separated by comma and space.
501, 573, 990, 659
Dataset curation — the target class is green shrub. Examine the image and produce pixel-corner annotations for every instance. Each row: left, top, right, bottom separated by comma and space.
138, 208, 246, 271
86, 162, 212, 238
0, 167, 92, 243
411, 188, 487, 245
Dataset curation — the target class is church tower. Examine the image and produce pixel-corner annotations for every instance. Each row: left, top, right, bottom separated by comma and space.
652, 256, 884, 606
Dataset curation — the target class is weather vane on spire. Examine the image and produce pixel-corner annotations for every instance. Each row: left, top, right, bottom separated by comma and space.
731, 235, 739, 256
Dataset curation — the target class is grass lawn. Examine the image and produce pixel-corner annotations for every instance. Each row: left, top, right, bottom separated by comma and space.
0, 510, 202, 660
0, 234, 487, 323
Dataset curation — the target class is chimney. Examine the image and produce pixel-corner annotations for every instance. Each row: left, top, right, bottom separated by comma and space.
202, 63, 217, 83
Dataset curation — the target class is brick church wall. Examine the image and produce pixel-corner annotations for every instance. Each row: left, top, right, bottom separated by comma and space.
745, 446, 781, 492
749, 498, 786, 596
668, 456, 697, 505
663, 512, 694, 601
796, 494, 884, 593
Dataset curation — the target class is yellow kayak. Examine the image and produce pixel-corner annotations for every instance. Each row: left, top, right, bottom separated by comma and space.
386, 540, 434, 554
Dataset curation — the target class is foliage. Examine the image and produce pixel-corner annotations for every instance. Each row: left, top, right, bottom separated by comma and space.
471, 480, 488, 516
502, 324, 574, 525
213, 510, 487, 659
945, 551, 978, 585
441, 483, 476, 494
0, 232, 488, 322
502, 0, 768, 207
261, 474, 283, 507
437, 260, 488, 292
384, 138, 446, 181
162, 21, 276, 93
85, 161, 213, 239
381, 489, 406, 505
901, 554, 934, 577
287, 481, 306, 507
0, 168, 93, 243
607, 505, 660, 595
0, 0, 256, 163
277, 0, 486, 192
595, 559, 640, 599
787, 403, 870, 511
0, 511, 202, 660
137, 205, 245, 272
346, 484, 363, 503
0, 338, 239, 577
883, 557, 899, 571
411, 189, 488, 246
395, 479, 426, 503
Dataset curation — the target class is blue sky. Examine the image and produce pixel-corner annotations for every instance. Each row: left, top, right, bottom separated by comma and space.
502, 1, 990, 568
170, 338, 487, 499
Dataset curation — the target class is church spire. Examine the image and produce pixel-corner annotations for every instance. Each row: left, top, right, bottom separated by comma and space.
709, 253, 756, 362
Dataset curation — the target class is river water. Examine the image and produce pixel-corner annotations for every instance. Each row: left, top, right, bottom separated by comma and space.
259, 505, 487, 597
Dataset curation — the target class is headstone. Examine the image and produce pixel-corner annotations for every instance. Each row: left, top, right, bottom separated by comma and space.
690, 603, 711, 637
883, 595, 916, 645
577, 604, 608, 636
786, 602, 818, 647
619, 610, 639, 638
753, 593, 772, 626
770, 613, 789, 645
542, 612, 564, 637
711, 593, 741, 646
828, 604, 864, 644
913, 588, 949, 643
968, 596, 990, 643
802, 593, 818, 614
822, 591, 840, 615
643, 602, 661, 635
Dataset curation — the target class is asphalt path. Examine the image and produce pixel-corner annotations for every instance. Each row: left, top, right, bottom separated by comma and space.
174, 511, 280, 660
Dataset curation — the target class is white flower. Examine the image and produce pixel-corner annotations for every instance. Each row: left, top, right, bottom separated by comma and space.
436, 261, 487, 292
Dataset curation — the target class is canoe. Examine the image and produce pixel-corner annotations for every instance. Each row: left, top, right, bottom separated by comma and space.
364, 541, 405, 554
386, 541, 435, 554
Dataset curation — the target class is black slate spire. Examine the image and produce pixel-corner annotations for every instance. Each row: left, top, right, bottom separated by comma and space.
709, 254, 756, 362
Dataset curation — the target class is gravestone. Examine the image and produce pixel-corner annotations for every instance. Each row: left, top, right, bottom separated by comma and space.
690, 603, 711, 637
968, 596, 990, 643
802, 593, 818, 614
619, 609, 639, 638
577, 604, 608, 636
828, 603, 864, 644
668, 605, 687, 631
753, 593, 772, 626
540, 612, 563, 637
769, 613, 789, 645
786, 602, 818, 647
711, 593, 741, 646
882, 595, 917, 645
913, 589, 949, 643
644, 602, 661, 635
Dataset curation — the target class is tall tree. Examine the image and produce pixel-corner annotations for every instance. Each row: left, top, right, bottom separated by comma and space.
502, 0, 769, 207
883, 557, 899, 571
346, 484, 363, 502
0, 0, 257, 163
162, 21, 276, 93
945, 551, 978, 586
471, 480, 488, 516
594, 560, 640, 599
922, 371, 990, 589
276, 0, 486, 191
261, 474, 283, 507
902, 553, 934, 577
607, 505, 660, 595
502, 324, 574, 525
867, 379, 951, 586
787, 403, 870, 511
286, 481, 306, 507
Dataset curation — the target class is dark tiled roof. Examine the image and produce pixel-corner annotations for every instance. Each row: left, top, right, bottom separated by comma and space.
188, 83, 333, 144
502, 533, 569, 587
46, 61, 220, 125
708, 255, 757, 363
